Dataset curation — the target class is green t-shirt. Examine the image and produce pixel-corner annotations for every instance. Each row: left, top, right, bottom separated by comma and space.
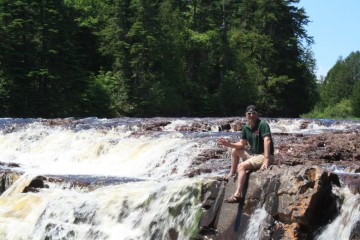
241, 118, 274, 155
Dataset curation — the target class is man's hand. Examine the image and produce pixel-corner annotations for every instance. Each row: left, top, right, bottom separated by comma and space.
218, 137, 230, 147
260, 160, 269, 170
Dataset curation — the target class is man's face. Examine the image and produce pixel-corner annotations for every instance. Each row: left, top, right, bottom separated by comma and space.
246, 112, 258, 124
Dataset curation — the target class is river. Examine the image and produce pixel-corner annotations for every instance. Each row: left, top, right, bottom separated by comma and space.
0, 117, 359, 239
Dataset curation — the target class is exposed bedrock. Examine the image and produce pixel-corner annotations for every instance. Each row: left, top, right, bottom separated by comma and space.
198, 165, 358, 240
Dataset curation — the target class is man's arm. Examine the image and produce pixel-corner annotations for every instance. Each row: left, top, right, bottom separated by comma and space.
218, 138, 247, 149
261, 135, 271, 170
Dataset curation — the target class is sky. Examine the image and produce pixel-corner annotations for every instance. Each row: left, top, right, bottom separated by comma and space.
298, 0, 360, 79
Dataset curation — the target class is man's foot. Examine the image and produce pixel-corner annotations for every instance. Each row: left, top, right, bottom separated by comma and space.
224, 195, 242, 203
216, 173, 236, 182
227, 172, 236, 178
216, 176, 229, 182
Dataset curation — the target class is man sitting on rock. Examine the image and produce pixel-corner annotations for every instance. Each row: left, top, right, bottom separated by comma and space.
218, 105, 275, 203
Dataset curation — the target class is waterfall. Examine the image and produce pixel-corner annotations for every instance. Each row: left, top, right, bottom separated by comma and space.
0, 120, 208, 178
0, 117, 359, 239
0, 176, 208, 240
0, 118, 222, 239
316, 187, 360, 240
244, 206, 268, 240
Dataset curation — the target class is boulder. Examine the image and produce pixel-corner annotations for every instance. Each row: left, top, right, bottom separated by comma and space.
337, 173, 360, 195
199, 180, 226, 236
0, 170, 21, 195
198, 165, 342, 240
350, 221, 360, 240
22, 176, 47, 193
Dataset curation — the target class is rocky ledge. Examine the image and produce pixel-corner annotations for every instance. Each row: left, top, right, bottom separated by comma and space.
196, 131, 360, 240
198, 165, 353, 239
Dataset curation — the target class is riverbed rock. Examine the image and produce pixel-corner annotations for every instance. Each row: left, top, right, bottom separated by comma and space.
22, 176, 47, 193
275, 132, 360, 165
337, 172, 360, 194
199, 180, 226, 235
350, 221, 360, 240
0, 170, 21, 195
198, 165, 342, 240
188, 131, 359, 239
188, 131, 360, 178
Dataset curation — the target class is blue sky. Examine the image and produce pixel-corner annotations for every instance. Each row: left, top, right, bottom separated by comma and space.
298, 0, 360, 79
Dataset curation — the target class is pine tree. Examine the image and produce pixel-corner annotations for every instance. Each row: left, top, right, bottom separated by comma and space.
231, 0, 317, 117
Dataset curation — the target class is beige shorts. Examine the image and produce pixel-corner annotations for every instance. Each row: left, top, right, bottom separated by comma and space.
244, 150, 275, 169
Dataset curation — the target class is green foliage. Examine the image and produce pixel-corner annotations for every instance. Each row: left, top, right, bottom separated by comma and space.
0, 0, 101, 117
321, 51, 360, 107
301, 99, 356, 120
0, 71, 10, 115
0, 0, 319, 118
351, 80, 360, 117
230, 0, 317, 117
309, 51, 360, 119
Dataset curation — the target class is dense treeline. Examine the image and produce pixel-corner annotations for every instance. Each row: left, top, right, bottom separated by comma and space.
0, 0, 318, 118
302, 51, 360, 119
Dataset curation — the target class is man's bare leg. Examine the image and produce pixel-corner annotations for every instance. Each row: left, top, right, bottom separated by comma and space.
233, 161, 253, 197
224, 160, 254, 203
227, 148, 247, 178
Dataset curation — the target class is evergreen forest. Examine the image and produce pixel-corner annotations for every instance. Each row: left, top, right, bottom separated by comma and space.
0, 0, 358, 119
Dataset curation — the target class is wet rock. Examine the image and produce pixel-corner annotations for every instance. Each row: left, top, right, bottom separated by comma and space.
196, 149, 227, 161
199, 180, 225, 234
184, 146, 230, 177
192, 148, 228, 167
168, 228, 179, 240
41, 118, 76, 126
174, 122, 210, 132
350, 221, 360, 240
23, 176, 47, 193
229, 119, 246, 132
271, 166, 340, 237
0, 170, 22, 195
275, 132, 360, 166
171, 118, 247, 132
300, 121, 310, 129
0, 161, 21, 168
198, 165, 342, 240
7, 162, 21, 168
187, 131, 360, 182
141, 120, 171, 131
337, 173, 360, 194
185, 168, 213, 178
2, 124, 17, 133
2, 170, 144, 195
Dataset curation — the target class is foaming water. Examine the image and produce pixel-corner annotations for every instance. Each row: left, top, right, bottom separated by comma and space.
316, 187, 360, 240
267, 118, 360, 134
0, 124, 206, 179
244, 206, 268, 240
0, 117, 359, 239
1, 117, 357, 178
0, 118, 219, 239
0, 174, 34, 197
0, 176, 207, 240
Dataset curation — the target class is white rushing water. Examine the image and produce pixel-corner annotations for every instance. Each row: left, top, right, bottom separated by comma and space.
316, 187, 360, 240
0, 175, 206, 240
0, 122, 206, 179
0, 118, 215, 240
0, 117, 359, 240
244, 206, 268, 240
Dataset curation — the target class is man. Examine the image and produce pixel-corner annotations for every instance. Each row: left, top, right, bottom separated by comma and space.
218, 105, 275, 203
